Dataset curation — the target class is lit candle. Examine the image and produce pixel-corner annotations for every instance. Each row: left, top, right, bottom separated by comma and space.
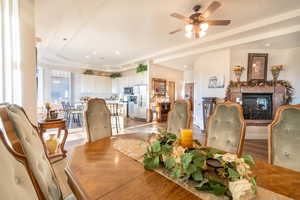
181, 129, 193, 148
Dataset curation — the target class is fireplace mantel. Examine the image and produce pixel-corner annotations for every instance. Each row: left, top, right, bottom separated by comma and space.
227, 84, 287, 126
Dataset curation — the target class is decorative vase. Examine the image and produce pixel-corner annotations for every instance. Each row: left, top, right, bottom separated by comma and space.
271, 69, 280, 83
234, 70, 243, 82
46, 134, 59, 154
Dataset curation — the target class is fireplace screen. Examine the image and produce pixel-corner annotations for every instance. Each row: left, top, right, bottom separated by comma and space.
242, 93, 273, 120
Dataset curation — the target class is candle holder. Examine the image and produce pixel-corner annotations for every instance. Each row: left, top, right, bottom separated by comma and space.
180, 129, 193, 148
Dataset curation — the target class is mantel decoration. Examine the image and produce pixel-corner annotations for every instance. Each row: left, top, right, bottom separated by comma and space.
225, 80, 294, 104
270, 65, 283, 82
247, 53, 268, 81
136, 64, 148, 73
142, 130, 256, 200
110, 73, 121, 79
232, 66, 245, 82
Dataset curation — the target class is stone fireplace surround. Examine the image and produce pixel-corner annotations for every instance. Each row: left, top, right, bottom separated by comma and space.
227, 84, 286, 126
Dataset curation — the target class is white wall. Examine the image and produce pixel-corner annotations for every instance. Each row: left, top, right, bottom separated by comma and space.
184, 70, 194, 83
193, 49, 231, 128
150, 64, 184, 100
230, 49, 288, 82
230, 47, 300, 104
20, 0, 37, 122
191, 47, 300, 139
284, 47, 300, 104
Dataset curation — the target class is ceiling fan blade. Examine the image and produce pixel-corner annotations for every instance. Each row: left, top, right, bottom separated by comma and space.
169, 28, 183, 35
170, 13, 190, 22
202, 1, 221, 18
204, 20, 231, 25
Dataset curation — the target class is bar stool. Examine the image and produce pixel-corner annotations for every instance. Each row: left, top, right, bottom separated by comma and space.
108, 103, 121, 134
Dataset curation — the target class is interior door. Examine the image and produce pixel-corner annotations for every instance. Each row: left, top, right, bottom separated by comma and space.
167, 81, 175, 106
184, 83, 194, 111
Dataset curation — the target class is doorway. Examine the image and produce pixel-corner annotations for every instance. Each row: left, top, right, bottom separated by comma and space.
167, 81, 176, 106
184, 83, 194, 111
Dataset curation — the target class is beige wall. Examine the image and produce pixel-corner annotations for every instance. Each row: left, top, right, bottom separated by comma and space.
20, 0, 37, 122
193, 49, 231, 128
150, 64, 184, 100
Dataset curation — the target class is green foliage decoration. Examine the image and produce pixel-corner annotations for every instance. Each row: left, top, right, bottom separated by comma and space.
143, 129, 256, 198
110, 73, 121, 78
136, 64, 148, 73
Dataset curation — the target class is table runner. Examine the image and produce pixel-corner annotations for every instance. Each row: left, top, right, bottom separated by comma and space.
113, 138, 293, 200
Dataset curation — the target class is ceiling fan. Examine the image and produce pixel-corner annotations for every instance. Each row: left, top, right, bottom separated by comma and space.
169, 1, 231, 39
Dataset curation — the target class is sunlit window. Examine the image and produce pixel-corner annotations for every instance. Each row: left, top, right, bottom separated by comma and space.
0, 0, 21, 104
50, 70, 71, 104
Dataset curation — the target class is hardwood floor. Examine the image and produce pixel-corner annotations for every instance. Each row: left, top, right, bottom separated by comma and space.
55, 118, 268, 197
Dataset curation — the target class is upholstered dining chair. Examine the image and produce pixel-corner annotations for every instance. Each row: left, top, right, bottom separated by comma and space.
84, 98, 112, 143
0, 128, 39, 199
268, 104, 300, 172
167, 100, 192, 136
205, 102, 246, 157
0, 104, 76, 200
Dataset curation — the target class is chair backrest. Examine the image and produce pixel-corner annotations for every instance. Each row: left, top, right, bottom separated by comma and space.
206, 102, 246, 156
0, 129, 39, 200
0, 104, 63, 200
167, 100, 192, 136
268, 104, 300, 172
84, 98, 112, 142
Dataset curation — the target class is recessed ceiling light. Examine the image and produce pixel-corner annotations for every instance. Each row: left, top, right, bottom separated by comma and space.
92, 51, 97, 55
265, 43, 271, 47
115, 50, 120, 55
184, 65, 187, 68
85, 55, 90, 59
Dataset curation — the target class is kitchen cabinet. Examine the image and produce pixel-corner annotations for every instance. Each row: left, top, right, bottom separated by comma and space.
80, 74, 111, 94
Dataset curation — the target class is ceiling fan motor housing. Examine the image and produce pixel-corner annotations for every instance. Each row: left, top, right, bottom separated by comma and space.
193, 5, 202, 12
190, 5, 203, 24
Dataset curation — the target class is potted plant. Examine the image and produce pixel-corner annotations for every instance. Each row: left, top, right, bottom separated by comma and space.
110, 73, 122, 78
136, 64, 148, 73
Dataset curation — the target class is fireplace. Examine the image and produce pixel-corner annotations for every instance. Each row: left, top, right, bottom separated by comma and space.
242, 93, 273, 120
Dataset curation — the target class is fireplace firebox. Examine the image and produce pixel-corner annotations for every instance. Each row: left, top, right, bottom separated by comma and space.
242, 93, 273, 120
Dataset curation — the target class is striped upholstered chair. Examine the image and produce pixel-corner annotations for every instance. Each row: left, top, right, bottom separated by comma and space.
0, 104, 76, 200
268, 104, 300, 172
205, 102, 246, 157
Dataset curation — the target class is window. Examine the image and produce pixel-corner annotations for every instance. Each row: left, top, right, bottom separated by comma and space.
50, 70, 71, 104
0, 0, 21, 104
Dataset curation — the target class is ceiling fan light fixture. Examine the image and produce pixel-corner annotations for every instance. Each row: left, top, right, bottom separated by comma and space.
200, 23, 209, 31
185, 24, 193, 32
199, 31, 206, 38
185, 31, 193, 39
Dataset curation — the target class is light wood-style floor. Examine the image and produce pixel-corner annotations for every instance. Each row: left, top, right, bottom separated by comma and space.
54, 118, 268, 197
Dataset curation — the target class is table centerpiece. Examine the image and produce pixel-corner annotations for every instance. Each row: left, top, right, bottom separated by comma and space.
143, 129, 256, 200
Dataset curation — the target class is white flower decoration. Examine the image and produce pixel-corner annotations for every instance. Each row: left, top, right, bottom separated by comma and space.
229, 179, 255, 200
222, 153, 237, 163
236, 158, 251, 177
172, 146, 185, 164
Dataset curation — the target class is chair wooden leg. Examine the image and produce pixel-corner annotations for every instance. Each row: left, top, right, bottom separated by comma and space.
115, 116, 119, 134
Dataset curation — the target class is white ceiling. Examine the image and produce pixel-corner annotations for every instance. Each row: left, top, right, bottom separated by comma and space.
160, 31, 300, 70
36, 0, 300, 70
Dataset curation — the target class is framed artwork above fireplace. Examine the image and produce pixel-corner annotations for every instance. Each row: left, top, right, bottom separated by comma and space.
247, 53, 268, 81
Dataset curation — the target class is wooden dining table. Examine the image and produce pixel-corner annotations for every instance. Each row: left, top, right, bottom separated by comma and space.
65, 134, 300, 200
